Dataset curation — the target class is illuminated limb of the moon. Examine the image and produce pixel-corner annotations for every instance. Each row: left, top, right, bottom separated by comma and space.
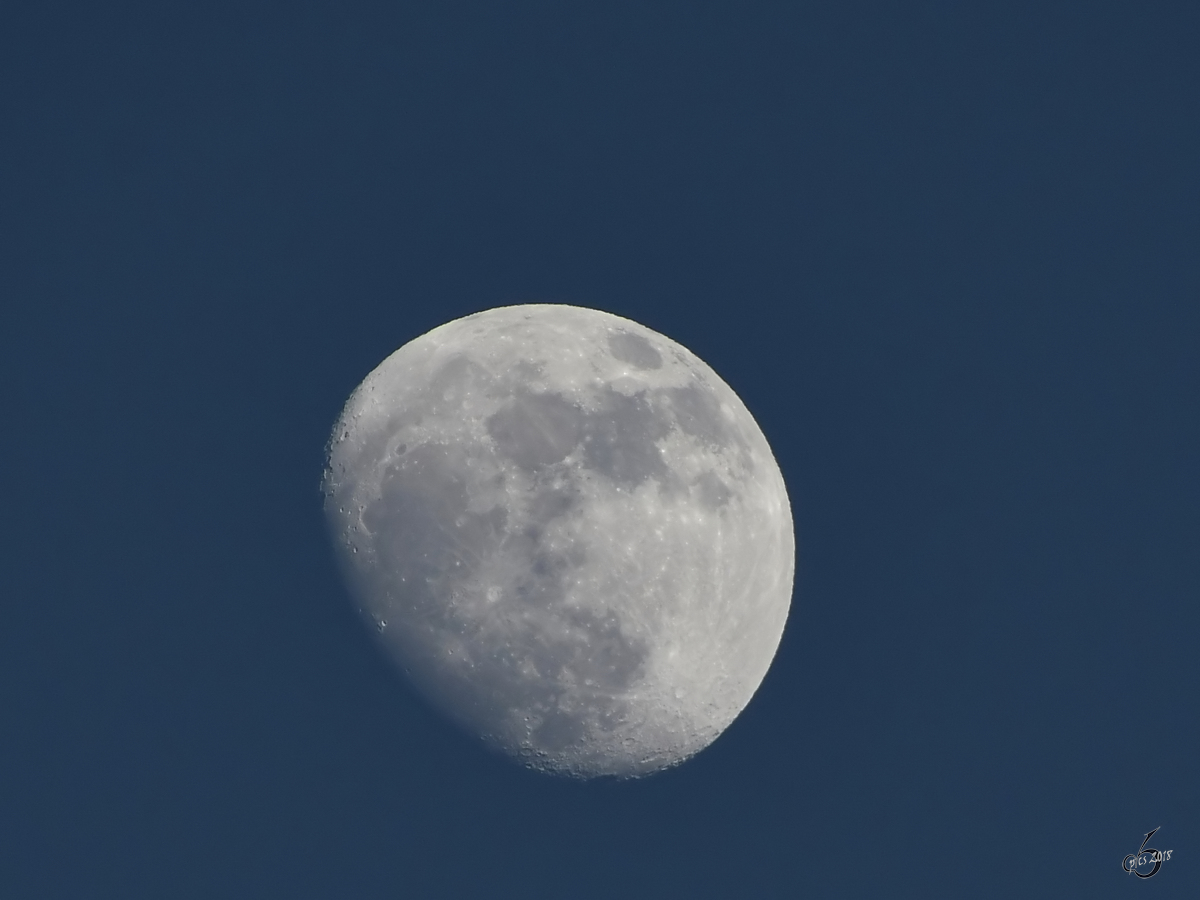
323, 305, 794, 778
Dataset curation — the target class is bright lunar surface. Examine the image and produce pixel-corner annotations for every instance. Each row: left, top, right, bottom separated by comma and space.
323, 305, 794, 778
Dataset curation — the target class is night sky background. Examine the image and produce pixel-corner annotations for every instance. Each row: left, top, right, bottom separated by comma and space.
2, 2, 1197, 897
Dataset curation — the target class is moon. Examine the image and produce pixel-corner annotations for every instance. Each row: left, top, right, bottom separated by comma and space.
323, 305, 794, 778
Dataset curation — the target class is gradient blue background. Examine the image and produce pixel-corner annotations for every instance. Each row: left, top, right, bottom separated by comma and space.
2, 2, 1196, 897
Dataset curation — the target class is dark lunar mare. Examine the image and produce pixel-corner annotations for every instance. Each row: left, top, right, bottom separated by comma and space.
607, 331, 663, 370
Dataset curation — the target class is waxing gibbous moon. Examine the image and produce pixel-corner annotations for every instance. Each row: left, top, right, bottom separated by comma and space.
323, 304, 794, 778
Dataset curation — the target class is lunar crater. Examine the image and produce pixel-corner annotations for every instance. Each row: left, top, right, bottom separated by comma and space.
607, 330, 663, 370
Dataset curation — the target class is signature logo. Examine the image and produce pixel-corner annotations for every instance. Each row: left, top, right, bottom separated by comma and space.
1122, 827, 1173, 878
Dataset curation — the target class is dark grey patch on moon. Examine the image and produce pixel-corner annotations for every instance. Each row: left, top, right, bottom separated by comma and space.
486, 386, 673, 488
581, 388, 672, 486
425, 354, 490, 415
533, 710, 589, 752
513, 360, 542, 382
560, 608, 646, 692
666, 383, 731, 447
524, 608, 646, 751
362, 444, 507, 617
527, 488, 575, 523
607, 331, 663, 370
694, 471, 732, 509
516, 541, 587, 607
486, 391, 584, 470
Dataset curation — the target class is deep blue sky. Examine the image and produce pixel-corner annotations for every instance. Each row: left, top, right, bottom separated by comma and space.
2, 2, 1197, 897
